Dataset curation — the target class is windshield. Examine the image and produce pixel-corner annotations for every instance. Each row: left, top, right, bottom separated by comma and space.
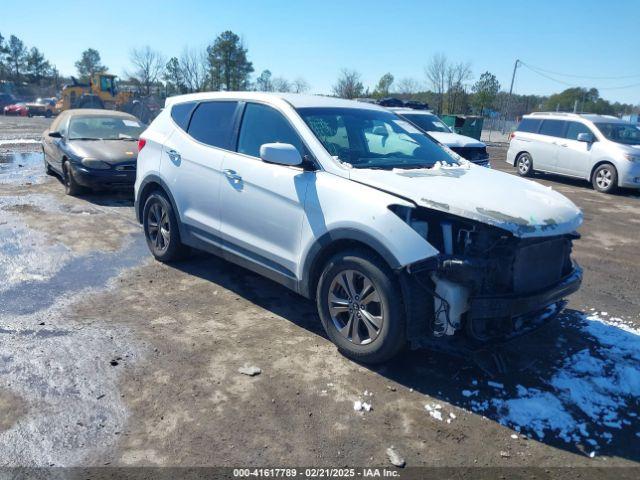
594, 122, 640, 145
400, 113, 451, 133
68, 116, 145, 140
297, 107, 457, 169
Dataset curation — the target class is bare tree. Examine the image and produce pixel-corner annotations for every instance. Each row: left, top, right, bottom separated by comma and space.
179, 46, 208, 92
425, 53, 448, 113
445, 61, 472, 114
271, 76, 291, 92
292, 77, 309, 93
394, 77, 421, 95
332, 69, 364, 99
128, 46, 165, 96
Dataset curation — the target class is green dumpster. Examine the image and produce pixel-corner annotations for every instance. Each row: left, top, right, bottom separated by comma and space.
441, 115, 484, 140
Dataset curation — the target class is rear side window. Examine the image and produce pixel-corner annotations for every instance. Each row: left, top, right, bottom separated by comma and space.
516, 118, 541, 133
565, 122, 593, 140
539, 120, 567, 138
187, 101, 238, 149
237, 103, 305, 158
170, 101, 197, 131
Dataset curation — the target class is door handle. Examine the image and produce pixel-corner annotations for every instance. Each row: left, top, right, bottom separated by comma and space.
223, 169, 242, 183
167, 149, 181, 162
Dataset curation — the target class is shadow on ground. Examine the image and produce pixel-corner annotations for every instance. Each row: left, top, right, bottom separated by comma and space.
171, 251, 640, 463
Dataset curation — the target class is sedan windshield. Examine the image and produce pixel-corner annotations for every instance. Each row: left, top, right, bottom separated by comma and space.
297, 107, 456, 169
400, 113, 451, 133
68, 116, 145, 140
594, 122, 640, 145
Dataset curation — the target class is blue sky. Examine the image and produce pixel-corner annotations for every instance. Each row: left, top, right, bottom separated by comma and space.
3, 0, 639, 103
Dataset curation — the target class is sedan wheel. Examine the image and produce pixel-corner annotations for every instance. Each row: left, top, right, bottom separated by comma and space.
328, 269, 384, 345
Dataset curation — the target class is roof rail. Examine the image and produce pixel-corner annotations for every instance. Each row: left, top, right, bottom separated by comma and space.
529, 112, 581, 117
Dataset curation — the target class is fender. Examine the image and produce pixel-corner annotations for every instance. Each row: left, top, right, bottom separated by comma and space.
135, 174, 188, 241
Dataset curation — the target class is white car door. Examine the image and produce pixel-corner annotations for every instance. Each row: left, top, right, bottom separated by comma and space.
534, 119, 567, 172
160, 101, 240, 242
218, 102, 313, 283
556, 121, 596, 178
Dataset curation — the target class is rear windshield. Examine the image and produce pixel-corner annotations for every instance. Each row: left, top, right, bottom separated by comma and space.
517, 118, 541, 133
400, 113, 450, 133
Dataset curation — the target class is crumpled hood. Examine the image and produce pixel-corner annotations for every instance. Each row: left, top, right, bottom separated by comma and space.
348, 163, 583, 237
427, 131, 485, 148
69, 140, 138, 164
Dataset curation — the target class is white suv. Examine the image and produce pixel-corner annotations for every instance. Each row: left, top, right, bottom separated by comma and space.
135, 92, 583, 363
507, 112, 640, 193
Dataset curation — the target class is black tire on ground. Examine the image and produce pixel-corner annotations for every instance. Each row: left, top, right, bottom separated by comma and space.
142, 191, 190, 262
516, 152, 534, 177
62, 161, 84, 196
316, 249, 406, 364
592, 163, 618, 194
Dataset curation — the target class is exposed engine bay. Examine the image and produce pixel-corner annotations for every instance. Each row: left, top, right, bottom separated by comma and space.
393, 205, 582, 344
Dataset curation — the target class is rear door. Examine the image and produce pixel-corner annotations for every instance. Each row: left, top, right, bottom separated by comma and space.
534, 119, 567, 172
556, 121, 595, 178
218, 102, 314, 284
160, 100, 240, 244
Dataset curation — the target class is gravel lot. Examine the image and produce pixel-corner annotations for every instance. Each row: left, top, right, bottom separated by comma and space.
1, 116, 639, 472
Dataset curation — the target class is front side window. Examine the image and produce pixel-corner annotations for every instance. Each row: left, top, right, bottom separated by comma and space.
565, 122, 594, 140
237, 103, 305, 158
594, 122, 640, 145
187, 101, 238, 149
539, 119, 567, 138
401, 113, 451, 133
297, 107, 455, 169
68, 116, 144, 140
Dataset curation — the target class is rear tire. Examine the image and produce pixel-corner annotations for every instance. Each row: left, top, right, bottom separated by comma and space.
142, 191, 190, 262
516, 152, 534, 177
592, 163, 618, 193
316, 249, 406, 364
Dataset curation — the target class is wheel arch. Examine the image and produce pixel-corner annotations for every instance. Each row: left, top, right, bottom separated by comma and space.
136, 175, 182, 228
514, 150, 531, 167
299, 229, 402, 299
590, 160, 618, 182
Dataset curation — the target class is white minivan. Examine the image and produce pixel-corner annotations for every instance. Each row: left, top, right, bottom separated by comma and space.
135, 92, 582, 363
507, 112, 640, 193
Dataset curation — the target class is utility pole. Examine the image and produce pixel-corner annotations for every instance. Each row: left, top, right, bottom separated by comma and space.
502, 59, 520, 133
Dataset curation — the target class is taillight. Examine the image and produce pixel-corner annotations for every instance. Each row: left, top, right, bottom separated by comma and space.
509, 132, 515, 141
138, 138, 147, 151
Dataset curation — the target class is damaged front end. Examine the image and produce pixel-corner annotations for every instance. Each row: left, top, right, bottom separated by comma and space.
392, 205, 582, 347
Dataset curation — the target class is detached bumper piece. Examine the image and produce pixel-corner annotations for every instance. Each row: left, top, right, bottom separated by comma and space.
467, 265, 582, 341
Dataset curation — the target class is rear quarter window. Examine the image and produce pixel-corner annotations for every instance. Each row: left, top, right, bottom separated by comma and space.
170, 101, 197, 131
539, 119, 567, 138
516, 118, 541, 133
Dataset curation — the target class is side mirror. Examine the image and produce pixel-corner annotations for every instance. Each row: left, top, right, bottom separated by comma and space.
48, 131, 62, 138
577, 132, 594, 143
260, 143, 302, 166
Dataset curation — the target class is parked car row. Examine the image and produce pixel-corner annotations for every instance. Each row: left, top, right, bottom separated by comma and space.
2, 95, 58, 117
41, 94, 585, 364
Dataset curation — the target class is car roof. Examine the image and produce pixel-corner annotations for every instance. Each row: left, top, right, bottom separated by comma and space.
64, 109, 139, 119
525, 112, 624, 123
164, 91, 387, 111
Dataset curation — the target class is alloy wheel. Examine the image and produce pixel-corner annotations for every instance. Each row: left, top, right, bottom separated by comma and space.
328, 269, 384, 345
518, 155, 531, 175
147, 202, 171, 253
596, 168, 613, 190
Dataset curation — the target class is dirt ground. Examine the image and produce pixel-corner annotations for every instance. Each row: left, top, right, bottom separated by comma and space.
1, 116, 639, 473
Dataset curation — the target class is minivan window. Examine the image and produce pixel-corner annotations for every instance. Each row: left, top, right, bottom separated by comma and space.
237, 103, 305, 158
539, 119, 567, 138
517, 118, 542, 133
565, 122, 594, 141
187, 101, 238, 149
171, 101, 197, 131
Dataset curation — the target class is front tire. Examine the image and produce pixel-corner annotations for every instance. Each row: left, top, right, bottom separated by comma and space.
516, 152, 534, 177
592, 163, 618, 193
62, 161, 83, 196
142, 191, 190, 262
316, 249, 406, 364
